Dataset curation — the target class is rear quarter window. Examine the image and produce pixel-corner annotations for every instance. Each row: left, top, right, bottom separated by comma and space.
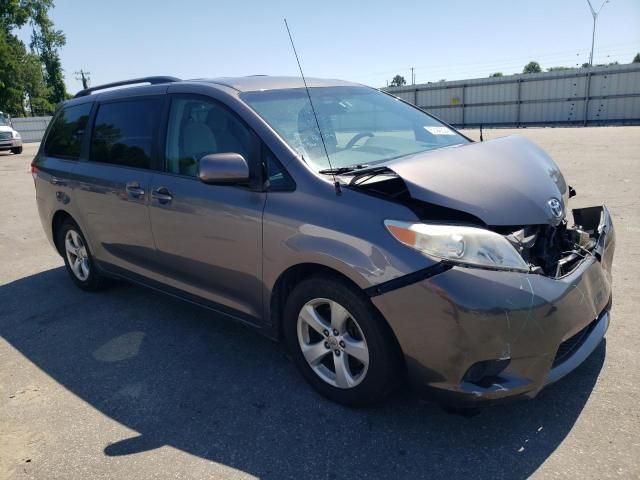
44, 103, 93, 160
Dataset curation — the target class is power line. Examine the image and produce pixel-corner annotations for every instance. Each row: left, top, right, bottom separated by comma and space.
358, 41, 640, 78
357, 46, 638, 86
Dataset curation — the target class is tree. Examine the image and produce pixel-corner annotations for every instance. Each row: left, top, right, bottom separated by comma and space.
632, 53, 640, 63
581, 62, 591, 68
29, 1, 67, 105
0, 0, 64, 115
0, 0, 32, 115
389, 75, 406, 87
0, 0, 31, 29
489, 72, 503, 77
22, 52, 53, 115
547, 66, 572, 72
523, 61, 542, 74
0, 31, 28, 115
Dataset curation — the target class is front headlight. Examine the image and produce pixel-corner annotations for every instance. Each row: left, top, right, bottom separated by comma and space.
385, 220, 530, 272
12, 130, 20, 139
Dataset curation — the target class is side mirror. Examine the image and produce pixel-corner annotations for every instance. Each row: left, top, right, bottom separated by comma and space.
198, 153, 249, 185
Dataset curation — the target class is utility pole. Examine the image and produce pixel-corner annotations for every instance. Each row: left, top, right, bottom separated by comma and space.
74, 69, 91, 89
410, 67, 415, 85
586, 0, 610, 66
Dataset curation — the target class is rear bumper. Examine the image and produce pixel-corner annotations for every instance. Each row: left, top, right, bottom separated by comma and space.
372, 205, 615, 406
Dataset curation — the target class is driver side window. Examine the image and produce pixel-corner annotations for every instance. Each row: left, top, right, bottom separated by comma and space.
165, 97, 252, 177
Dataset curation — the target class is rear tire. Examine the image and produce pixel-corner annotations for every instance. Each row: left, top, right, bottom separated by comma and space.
283, 275, 401, 407
57, 218, 106, 291
11, 146, 22, 154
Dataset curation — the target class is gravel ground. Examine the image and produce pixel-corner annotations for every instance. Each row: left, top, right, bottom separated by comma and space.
1, 127, 639, 480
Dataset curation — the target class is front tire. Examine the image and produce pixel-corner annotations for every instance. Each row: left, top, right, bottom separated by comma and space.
57, 219, 106, 291
11, 146, 22, 154
283, 275, 401, 406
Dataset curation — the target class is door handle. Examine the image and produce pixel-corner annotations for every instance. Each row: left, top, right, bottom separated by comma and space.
151, 187, 173, 204
125, 182, 145, 198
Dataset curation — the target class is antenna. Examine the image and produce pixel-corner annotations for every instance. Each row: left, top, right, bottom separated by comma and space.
283, 18, 341, 195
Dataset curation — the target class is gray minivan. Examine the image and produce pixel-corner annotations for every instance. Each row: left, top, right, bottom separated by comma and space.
33, 76, 615, 407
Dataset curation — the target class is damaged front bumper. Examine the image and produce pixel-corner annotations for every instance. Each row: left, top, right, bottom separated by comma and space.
372, 206, 615, 406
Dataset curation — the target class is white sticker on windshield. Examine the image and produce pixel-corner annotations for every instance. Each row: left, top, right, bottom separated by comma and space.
424, 126, 456, 135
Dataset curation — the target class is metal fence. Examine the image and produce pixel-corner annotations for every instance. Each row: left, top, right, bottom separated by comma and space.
8, 65, 640, 139
11, 116, 52, 143
384, 63, 640, 127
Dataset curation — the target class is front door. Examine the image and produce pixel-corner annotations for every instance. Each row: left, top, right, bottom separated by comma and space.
148, 95, 265, 320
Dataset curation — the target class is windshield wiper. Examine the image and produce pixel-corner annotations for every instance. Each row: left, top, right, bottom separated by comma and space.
349, 166, 394, 186
318, 164, 370, 175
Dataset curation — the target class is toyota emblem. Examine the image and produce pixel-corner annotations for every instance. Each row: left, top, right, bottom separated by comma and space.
548, 198, 564, 219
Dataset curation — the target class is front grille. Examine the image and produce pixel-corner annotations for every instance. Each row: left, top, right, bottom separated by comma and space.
0, 132, 12, 140
552, 320, 598, 367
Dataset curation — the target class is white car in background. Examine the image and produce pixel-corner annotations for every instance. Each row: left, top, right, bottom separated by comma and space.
0, 112, 23, 154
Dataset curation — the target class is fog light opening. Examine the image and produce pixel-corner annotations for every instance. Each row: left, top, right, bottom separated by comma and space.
463, 359, 510, 388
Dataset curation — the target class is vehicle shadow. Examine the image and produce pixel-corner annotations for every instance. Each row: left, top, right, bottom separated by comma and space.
0, 267, 606, 480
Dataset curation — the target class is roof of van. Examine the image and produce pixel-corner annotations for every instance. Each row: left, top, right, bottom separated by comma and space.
68, 75, 367, 104
198, 76, 362, 92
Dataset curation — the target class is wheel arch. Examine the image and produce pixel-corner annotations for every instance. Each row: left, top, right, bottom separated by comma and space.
270, 264, 355, 338
51, 209, 75, 256
269, 263, 405, 369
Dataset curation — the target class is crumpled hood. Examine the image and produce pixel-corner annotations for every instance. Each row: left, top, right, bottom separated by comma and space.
386, 135, 568, 226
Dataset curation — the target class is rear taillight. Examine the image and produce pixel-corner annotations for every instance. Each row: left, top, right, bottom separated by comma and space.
30, 163, 38, 181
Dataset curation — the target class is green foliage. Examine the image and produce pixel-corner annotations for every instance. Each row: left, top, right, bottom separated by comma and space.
0, 0, 31, 29
489, 72, 503, 77
634, 53, 640, 63
0, 0, 64, 116
546, 66, 572, 72
22, 52, 53, 115
29, 0, 67, 105
0, 31, 27, 115
523, 61, 542, 74
389, 75, 406, 87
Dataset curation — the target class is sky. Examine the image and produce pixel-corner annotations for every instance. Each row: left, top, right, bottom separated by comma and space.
17, 0, 640, 94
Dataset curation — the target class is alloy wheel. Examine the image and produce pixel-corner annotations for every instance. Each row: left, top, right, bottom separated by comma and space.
297, 298, 370, 389
65, 229, 90, 281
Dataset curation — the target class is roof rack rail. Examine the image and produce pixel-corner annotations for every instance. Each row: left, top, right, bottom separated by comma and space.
74, 76, 181, 98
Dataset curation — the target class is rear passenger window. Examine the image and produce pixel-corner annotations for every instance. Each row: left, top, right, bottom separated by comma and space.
44, 103, 92, 160
90, 98, 161, 169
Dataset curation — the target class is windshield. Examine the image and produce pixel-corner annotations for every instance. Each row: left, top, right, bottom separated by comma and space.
0, 113, 9, 127
241, 86, 469, 172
